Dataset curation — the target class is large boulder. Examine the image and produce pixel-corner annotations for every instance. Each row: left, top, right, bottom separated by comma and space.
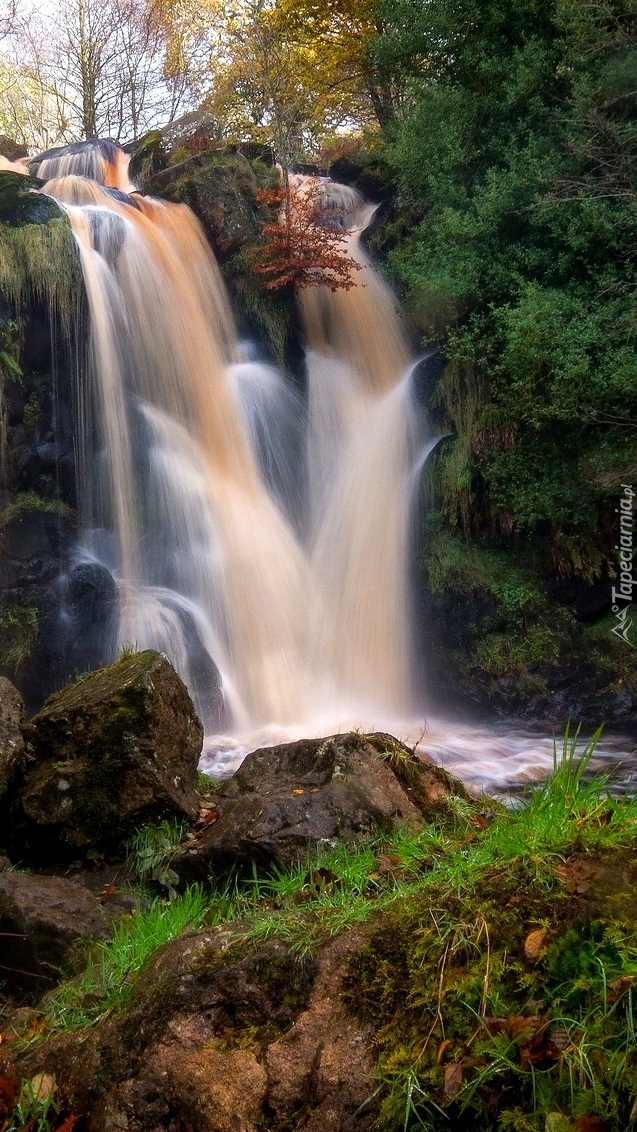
180, 731, 468, 876
0, 677, 24, 798
137, 150, 271, 261
9, 650, 203, 859
0, 924, 377, 1131
0, 871, 108, 998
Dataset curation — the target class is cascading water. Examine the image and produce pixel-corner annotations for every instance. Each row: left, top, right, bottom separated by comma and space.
28, 143, 634, 789
38, 148, 427, 747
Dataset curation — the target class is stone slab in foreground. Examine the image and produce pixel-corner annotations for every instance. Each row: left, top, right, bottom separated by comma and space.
0, 870, 108, 997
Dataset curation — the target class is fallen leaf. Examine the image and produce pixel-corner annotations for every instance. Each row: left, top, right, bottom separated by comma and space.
484, 1016, 508, 1034
545, 1028, 570, 1056
554, 860, 594, 894
55, 1117, 79, 1132
573, 1117, 611, 1131
609, 974, 637, 1002
0, 1076, 17, 1112
30, 1073, 56, 1102
98, 883, 118, 904
524, 927, 549, 961
444, 1061, 464, 1097
506, 1015, 544, 1039
292, 788, 305, 795
436, 1039, 452, 1064
197, 808, 220, 825
376, 854, 402, 875
312, 867, 339, 889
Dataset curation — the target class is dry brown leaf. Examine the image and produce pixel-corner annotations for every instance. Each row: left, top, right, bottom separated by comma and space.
524, 927, 549, 961
55, 1117, 79, 1132
98, 883, 118, 904
436, 1038, 452, 1065
30, 1073, 56, 1102
608, 974, 637, 1002
0, 1076, 17, 1113
443, 1061, 464, 1097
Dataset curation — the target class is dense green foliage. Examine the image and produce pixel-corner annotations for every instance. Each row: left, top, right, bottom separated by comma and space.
373, 0, 637, 572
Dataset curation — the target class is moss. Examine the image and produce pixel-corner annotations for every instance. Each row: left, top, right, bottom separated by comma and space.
344, 854, 637, 1130
0, 599, 39, 672
127, 129, 167, 183
424, 521, 578, 674
35, 650, 157, 718
581, 614, 637, 684
0, 316, 21, 483
210, 1021, 287, 1051
0, 173, 61, 227
227, 249, 294, 363
0, 491, 73, 527
0, 208, 81, 337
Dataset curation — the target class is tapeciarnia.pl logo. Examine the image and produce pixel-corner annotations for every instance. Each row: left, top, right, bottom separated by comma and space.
611, 484, 635, 647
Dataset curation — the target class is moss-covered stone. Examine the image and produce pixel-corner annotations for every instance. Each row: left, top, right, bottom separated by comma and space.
344, 852, 637, 1130
175, 731, 470, 882
418, 517, 637, 730
7, 650, 203, 860
0, 173, 61, 228
129, 128, 293, 356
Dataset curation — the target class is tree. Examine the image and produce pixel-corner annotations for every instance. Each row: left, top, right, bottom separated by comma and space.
0, 0, 15, 41
161, 0, 384, 165
372, 0, 637, 572
0, 55, 64, 148
247, 181, 363, 290
1, 0, 189, 145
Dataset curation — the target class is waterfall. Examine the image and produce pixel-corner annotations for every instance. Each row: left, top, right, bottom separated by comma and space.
38, 145, 428, 738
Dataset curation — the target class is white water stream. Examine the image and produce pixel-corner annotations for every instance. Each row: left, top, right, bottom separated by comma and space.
32, 144, 634, 795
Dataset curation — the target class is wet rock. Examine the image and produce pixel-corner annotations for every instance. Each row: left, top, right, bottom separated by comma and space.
261, 929, 377, 1132
28, 562, 120, 704
0, 924, 376, 1131
0, 172, 61, 226
128, 113, 272, 188
0, 678, 24, 798
328, 149, 393, 201
0, 511, 73, 570
0, 871, 108, 998
128, 112, 227, 183
141, 152, 269, 260
180, 731, 468, 877
12, 650, 202, 859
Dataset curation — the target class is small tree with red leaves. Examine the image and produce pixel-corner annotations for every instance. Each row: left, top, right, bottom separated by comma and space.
247, 182, 362, 292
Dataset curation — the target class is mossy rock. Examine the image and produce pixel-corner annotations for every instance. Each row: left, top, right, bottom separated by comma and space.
0, 136, 28, 161
141, 152, 273, 260
176, 731, 470, 879
0, 172, 61, 227
9, 650, 203, 860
